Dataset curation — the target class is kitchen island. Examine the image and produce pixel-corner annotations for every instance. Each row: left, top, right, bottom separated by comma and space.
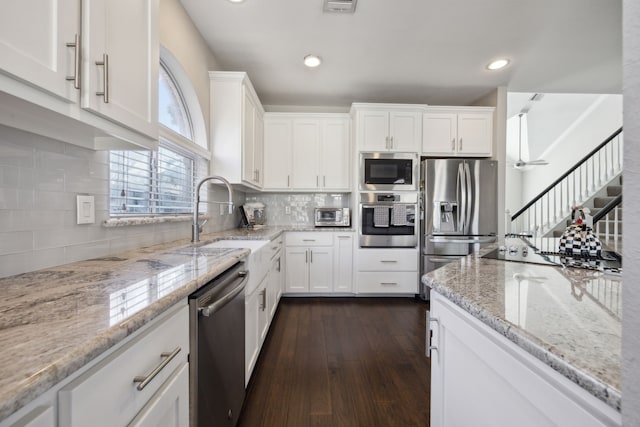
423, 239, 621, 425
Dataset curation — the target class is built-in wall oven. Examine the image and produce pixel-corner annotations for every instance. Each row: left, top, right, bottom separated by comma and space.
359, 152, 419, 191
359, 192, 418, 248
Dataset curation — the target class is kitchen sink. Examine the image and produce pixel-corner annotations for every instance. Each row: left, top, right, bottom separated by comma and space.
202, 240, 271, 293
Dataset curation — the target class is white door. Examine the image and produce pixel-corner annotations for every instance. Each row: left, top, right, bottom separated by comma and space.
321, 119, 350, 190
334, 235, 353, 292
285, 248, 309, 292
422, 112, 457, 155
0, 0, 79, 102
292, 119, 321, 189
81, 0, 158, 138
358, 110, 389, 151
241, 90, 256, 184
388, 111, 421, 151
128, 364, 189, 427
263, 119, 292, 189
308, 247, 333, 292
457, 112, 493, 156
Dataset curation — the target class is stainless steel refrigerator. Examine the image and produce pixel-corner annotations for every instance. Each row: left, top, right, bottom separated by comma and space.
420, 159, 498, 299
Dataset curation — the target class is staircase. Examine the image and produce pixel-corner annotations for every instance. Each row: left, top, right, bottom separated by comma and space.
509, 127, 624, 251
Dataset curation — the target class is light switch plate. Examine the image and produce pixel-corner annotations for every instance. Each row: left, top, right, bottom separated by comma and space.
76, 195, 95, 225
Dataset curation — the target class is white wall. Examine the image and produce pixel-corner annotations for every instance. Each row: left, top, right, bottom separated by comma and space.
0, 0, 238, 278
520, 95, 623, 203
622, 0, 640, 424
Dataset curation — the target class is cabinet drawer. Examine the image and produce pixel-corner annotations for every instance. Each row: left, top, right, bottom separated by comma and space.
286, 232, 333, 246
358, 249, 418, 271
357, 272, 418, 293
59, 304, 189, 427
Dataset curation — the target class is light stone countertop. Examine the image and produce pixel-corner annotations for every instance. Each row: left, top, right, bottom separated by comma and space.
0, 225, 348, 421
422, 240, 622, 411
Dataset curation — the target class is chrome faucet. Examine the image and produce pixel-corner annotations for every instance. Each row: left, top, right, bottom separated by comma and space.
192, 175, 234, 242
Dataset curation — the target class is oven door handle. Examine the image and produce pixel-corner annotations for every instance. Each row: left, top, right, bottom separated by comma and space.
199, 272, 248, 317
427, 256, 465, 263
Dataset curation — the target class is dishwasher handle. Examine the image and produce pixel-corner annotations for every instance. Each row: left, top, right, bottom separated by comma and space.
199, 271, 248, 317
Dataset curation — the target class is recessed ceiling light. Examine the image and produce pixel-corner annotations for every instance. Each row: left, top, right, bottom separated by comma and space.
487, 59, 510, 70
304, 55, 322, 68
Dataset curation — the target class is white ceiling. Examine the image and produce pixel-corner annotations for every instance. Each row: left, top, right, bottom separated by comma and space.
179, 0, 622, 108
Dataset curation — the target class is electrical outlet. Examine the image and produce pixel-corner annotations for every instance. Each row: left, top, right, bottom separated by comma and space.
285, 205, 291, 215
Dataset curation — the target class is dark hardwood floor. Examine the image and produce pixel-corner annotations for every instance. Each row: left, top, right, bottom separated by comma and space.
239, 297, 431, 427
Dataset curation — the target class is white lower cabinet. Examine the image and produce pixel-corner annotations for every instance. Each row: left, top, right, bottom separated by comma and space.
428, 291, 621, 427
285, 233, 334, 293
245, 276, 267, 385
333, 234, 354, 293
6, 406, 55, 427
127, 363, 189, 427
58, 304, 189, 427
356, 248, 419, 294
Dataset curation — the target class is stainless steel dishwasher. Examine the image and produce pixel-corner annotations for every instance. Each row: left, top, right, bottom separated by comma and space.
189, 261, 248, 427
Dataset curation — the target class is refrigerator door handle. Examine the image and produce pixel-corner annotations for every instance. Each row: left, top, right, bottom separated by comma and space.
457, 163, 466, 233
464, 162, 472, 233
429, 236, 497, 244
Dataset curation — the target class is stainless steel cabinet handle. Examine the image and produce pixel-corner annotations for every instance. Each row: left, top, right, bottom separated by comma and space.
310, 250, 313, 263
305, 249, 308, 263
385, 136, 389, 149
390, 136, 394, 149
323, 176, 326, 187
287, 175, 290, 187
380, 260, 398, 263
65, 34, 80, 89
459, 138, 463, 151
260, 288, 266, 311
133, 347, 181, 391
337, 236, 351, 239
302, 239, 316, 242
95, 53, 109, 103
451, 138, 455, 151
426, 311, 439, 358
380, 282, 397, 285
317, 176, 319, 187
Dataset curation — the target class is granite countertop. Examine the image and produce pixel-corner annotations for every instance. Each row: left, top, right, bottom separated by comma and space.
0, 225, 339, 421
422, 239, 622, 411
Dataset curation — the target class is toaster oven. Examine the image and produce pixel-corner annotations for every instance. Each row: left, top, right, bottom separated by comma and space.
314, 208, 350, 227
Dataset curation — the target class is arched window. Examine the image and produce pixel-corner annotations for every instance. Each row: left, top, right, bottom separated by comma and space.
109, 54, 207, 217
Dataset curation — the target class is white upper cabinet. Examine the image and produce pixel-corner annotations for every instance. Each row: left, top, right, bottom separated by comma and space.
263, 113, 350, 191
352, 104, 423, 152
0, 0, 79, 102
210, 71, 265, 190
0, 0, 159, 150
422, 106, 494, 157
81, 0, 159, 139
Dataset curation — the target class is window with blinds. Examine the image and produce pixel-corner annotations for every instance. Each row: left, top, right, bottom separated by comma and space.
109, 60, 203, 217
109, 142, 197, 216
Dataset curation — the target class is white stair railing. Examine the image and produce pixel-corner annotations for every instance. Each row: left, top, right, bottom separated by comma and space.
510, 128, 623, 238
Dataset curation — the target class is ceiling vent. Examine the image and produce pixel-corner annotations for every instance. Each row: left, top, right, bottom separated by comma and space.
323, 0, 357, 13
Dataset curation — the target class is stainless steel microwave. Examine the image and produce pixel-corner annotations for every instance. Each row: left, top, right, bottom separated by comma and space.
359, 152, 419, 191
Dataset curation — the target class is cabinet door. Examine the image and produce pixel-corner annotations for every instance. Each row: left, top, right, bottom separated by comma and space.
285, 248, 309, 292
457, 112, 493, 156
264, 119, 292, 189
422, 112, 457, 155
292, 119, 321, 189
321, 119, 350, 190
245, 287, 260, 384
81, 0, 158, 138
0, 0, 78, 102
334, 235, 353, 292
357, 110, 389, 151
309, 247, 333, 292
128, 363, 189, 427
388, 111, 422, 151
254, 112, 264, 186
242, 89, 257, 184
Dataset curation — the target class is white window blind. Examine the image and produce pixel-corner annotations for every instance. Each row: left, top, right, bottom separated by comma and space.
109, 141, 197, 216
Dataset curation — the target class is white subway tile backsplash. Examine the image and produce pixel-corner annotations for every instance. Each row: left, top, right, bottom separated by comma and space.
0, 248, 66, 278
64, 240, 111, 264
0, 231, 33, 255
